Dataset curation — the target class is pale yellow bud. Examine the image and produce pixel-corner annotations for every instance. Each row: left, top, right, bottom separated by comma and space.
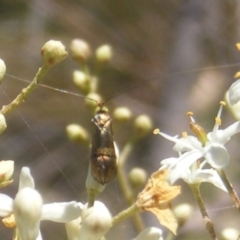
41, 40, 68, 67
0, 114, 7, 134
222, 227, 239, 240
236, 43, 240, 51
72, 70, 90, 94
134, 115, 152, 139
95, 44, 112, 64
113, 107, 132, 122
0, 160, 14, 187
66, 124, 89, 145
134, 227, 163, 240
128, 167, 147, 188
70, 39, 91, 63
0, 58, 6, 82
174, 203, 193, 227
85, 93, 102, 111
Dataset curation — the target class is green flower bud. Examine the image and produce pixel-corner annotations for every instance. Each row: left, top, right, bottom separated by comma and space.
133, 115, 153, 139
95, 44, 112, 64
113, 107, 132, 122
128, 167, 147, 188
85, 93, 102, 111
66, 124, 89, 145
0, 58, 6, 83
222, 228, 239, 240
41, 40, 68, 67
70, 39, 91, 63
0, 114, 7, 134
72, 70, 90, 95
174, 203, 193, 227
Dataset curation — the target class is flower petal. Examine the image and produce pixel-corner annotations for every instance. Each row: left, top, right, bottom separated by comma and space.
167, 151, 202, 184
41, 201, 81, 222
204, 143, 229, 169
0, 194, 13, 217
19, 167, 35, 190
65, 217, 81, 240
146, 206, 178, 235
182, 168, 227, 192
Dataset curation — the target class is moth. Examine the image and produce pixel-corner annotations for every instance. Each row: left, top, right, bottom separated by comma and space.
90, 105, 117, 185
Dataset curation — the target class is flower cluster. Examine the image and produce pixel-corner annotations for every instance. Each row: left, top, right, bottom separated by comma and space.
4, 39, 240, 240
153, 71, 240, 238
0, 40, 167, 240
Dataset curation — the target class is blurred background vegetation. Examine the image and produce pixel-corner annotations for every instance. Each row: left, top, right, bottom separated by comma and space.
0, 0, 240, 239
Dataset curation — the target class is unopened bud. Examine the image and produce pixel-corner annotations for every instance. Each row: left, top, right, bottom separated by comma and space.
134, 227, 163, 240
222, 227, 239, 240
236, 43, 240, 51
0, 59, 6, 82
79, 201, 111, 240
72, 70, 90, 95
66, 124, 89, 145
14, 188, 42, 240
85, 93, 102, 111
95, 44, 112, 64
0, 114, 7, 134
0, 160, 14, 188
41, 40, 68, 67
174, 203, 193, 227
134, 115, 152, 139
70, 39, 91, 63
234, 72, 240, 78
113, 107, 132, 122
128, 168, 147, 188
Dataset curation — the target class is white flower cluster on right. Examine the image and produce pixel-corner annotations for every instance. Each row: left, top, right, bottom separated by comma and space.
154, 79, 240, 191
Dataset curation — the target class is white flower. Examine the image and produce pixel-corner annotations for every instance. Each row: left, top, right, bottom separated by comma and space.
134, 227, 163, 240
156, 103, 240, 187
0, 167, 81, 240
161, 156, 227, 191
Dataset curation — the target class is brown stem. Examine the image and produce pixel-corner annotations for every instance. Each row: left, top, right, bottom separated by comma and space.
190, 184, 218, 240
217, 168, 240, 212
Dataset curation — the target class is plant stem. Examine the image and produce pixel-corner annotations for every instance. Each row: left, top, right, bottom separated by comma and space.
117, 141, 144, 231
112, 203, 140, 226
217, 168, 240, 213
1, 65, 49, 115
190, 184, 218, 240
